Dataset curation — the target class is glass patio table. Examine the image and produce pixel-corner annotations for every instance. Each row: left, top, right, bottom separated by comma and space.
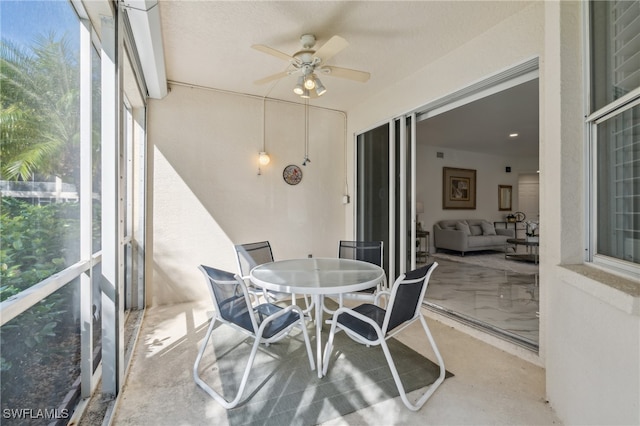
250, 257, 385, 378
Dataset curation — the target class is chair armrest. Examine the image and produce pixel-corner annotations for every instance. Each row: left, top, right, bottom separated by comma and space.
332, 306, 385, 342
374, 290, 391, 307
255, 303, 306, 334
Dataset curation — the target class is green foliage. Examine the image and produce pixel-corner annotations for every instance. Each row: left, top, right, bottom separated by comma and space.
0, 356, 11, 372
1, 24, 100, 411
0, 198, 79, 302
0, 198, 82, 397
1, 33, 80, 183
1, 298, 68, 347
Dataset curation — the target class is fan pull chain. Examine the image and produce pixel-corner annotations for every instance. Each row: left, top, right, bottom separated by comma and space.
303, 100, 311, 166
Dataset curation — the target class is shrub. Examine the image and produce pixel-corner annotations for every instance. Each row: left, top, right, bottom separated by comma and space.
0, 197, 82, 405
0, 197, 79, 301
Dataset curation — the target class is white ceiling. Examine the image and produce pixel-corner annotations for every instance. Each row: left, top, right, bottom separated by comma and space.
416, 79, 539, 157
151, 1, 539, 157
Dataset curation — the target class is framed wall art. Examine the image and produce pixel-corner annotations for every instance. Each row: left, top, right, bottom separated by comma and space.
442, 167, 476, 209
498, 184, 512, 211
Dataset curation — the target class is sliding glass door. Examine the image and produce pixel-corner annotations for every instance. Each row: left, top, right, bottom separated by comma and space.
357, 124, 390, 275
356, 114, 417, 282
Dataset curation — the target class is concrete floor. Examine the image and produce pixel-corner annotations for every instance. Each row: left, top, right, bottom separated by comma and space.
108, 300, 561, 425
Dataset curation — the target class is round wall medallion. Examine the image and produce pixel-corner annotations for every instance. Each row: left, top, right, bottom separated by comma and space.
283, 164, 302, 185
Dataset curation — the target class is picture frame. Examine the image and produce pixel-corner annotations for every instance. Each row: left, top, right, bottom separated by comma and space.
498, 185, 512, 211
443, 167, 476, 209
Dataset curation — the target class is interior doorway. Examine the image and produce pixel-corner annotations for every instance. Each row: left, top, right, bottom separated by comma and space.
518, 173, 540, 224
416, 65, 539, 350
355, 59, 541, 351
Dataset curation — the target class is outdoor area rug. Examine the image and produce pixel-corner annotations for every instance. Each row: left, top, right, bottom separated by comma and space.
200, 308, 453, 426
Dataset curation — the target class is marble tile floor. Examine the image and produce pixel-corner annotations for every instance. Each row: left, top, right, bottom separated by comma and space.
424, 252, 539, 350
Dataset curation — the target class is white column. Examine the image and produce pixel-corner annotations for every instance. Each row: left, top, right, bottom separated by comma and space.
79, 16, 94, 398
100, 13, 124, 397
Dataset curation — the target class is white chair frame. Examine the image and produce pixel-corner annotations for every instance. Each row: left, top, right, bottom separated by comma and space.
322, 262, 445, 411
193, 266, 315, 409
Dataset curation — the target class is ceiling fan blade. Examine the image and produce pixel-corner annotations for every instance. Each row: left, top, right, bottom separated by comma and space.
314, 35, 349, 63
251, 44, 293, 62
322, 66, 370, 83
254, 71, 289, 85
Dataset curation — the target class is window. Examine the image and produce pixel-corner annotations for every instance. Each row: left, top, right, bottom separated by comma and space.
0, 0, 84, 415
1, 0, 148, 420
588, 0, 640, 274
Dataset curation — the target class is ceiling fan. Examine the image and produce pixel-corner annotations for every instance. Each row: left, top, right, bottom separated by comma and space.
252, 34, 370, 98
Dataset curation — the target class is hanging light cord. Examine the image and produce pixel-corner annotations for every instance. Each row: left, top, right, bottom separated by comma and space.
343, 112, 348, 196
258, 96, 267, 175
258, 79, 281, 175
262, 78, 281, 153
304, 100, 310, 165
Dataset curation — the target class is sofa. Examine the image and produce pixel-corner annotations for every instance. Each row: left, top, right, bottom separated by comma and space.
433, 219, 515, 255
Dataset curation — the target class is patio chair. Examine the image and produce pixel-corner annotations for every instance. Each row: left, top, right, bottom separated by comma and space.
234, 241, 311, 311
193, 265, 315, 409
331, 240, 386, 307
321, 262, 445, 411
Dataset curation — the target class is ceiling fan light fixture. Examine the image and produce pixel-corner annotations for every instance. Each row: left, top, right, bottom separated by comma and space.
293, 76, 305, 95
253, 34, 371, 99
315, 77, 326, 96
303, 74, 316, 90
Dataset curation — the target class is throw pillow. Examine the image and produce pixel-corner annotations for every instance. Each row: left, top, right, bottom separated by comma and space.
470, 225, 483, 236
481, 221, 497, 235
456, 221, 471, 235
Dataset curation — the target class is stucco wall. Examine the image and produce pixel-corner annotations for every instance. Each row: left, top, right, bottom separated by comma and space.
542, 2, 640, 424
147, 86, 346, 305
547, 267, 640, 425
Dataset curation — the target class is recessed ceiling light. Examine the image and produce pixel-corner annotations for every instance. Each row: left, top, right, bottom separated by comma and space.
509, 133, 519, 138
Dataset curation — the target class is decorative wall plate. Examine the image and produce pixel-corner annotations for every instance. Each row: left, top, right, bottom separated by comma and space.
283, 164, 302, 185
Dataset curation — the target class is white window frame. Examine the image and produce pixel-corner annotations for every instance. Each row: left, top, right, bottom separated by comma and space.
585, 1, 640, 279
587, 94, 640, 278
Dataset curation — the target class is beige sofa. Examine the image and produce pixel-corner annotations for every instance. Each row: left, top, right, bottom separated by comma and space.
433, 219, 515, 255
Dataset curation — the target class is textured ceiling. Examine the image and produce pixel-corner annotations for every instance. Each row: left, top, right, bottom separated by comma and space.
154, 1, 538, 157
158, 1, 532, 110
